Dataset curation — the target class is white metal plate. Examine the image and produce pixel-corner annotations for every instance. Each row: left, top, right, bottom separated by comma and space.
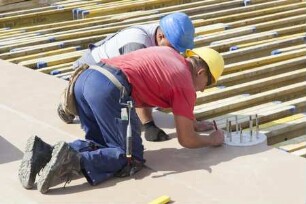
224, 132, 267, 146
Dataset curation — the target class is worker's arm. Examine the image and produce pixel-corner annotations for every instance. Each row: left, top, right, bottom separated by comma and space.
175, 115, 224, 148
193, 119, 214, 132
119, 43, 146, 55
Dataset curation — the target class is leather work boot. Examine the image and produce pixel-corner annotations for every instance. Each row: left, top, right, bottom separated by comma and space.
18, 135, 53, 189
57, 103, 75, 124
37, 141, 82, 194
115, 158, 144, 178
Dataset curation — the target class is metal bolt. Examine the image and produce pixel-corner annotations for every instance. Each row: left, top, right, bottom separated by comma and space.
226, 118, 229, 138
235, 115, 238, 135
249, 115, 253, 142
255, 114, 259, 139
229, 120, 232, 142
240, 124, 243, 143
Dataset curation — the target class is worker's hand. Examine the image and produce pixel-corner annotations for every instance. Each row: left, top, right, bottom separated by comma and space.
194, 120, 214, 132
209, 130, 224, 146
143, 121, 170, 142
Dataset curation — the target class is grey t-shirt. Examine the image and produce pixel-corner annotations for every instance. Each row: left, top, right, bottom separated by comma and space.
91, 23, 159, 62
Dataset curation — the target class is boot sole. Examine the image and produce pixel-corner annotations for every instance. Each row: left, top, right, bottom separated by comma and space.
57, 104, 75, 124
18, 136, 39, 189
37, 141, 69, 194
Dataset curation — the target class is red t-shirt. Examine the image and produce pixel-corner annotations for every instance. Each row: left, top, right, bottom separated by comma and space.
101, 46, 196, 120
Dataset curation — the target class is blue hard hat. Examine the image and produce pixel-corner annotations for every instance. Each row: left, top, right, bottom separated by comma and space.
159, 12, 195, 52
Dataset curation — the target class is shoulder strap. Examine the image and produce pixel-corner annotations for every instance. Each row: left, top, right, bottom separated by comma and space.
90, 65, 128, 96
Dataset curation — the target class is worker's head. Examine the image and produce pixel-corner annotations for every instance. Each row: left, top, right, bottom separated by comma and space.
157, 12, 195, 53
185, 47, 224, 91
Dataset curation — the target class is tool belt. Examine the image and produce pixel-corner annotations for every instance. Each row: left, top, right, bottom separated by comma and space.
60, 64, 127, 116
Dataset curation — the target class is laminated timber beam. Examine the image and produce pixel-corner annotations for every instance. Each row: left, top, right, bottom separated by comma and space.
259, 114, 306, 145
194, 81, 306, 120
0, 0, 117, 28
276, 135, 306, 157
208, 96, 306, 131
80, 0, 187, 18
222, 34, 306, 63
196, 67, 306, 104
223, 48, 306, 74
0, 7, 73, 28
18, 50, 84, 69
37, 62, 73, 74
218, 55, 306, 86
7, 47, 80, 64
0, 33, 108, 54
192, 0, 303, 27
123, 0, 300, 25
208, 23, 306, 52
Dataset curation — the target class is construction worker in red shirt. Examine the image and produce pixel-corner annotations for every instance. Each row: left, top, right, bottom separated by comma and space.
19, 46, 224, 194
57, 12, 196, 142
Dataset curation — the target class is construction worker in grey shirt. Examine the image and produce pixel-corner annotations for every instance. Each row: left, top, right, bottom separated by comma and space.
58, 12, 195, 142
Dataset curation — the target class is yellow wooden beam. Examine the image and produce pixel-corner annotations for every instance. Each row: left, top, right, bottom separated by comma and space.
7, 47, 79, 63
197, 67, 306, 104
279, 142, 306, 153
224, 48, 306, 74
194, 81, 306, 119
218, 55, 306, 85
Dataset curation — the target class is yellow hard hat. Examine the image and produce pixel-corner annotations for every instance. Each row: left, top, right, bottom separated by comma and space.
185, 47, 224, 84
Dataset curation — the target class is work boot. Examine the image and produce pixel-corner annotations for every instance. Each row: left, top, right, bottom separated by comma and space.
115, 158, 144, 178
143, 121, 170, 142
57, 103, 75, 124
37, 141, 82, 194
18, 135, 53, 189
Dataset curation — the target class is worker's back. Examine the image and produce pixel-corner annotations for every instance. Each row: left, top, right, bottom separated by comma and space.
102, 46, 196, 120
91, 24, 158, 61
73, 24, 159, 69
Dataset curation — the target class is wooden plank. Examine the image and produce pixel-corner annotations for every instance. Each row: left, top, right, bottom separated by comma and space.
254, 13, 306, 32
272, 44, 306, 55
209, 95, 306, 130
49, 67, 74, 75
218, 55, 306, 85
152, 0, 232, 13
209, 102, 296, 129
192, 0, 302, 27
279, 142, 306, 153
196, 26, 256, 46
122, 0, 289, 25
195, 23, 228, 35
197, 67, 306, 104
0, 6, 72, 28
0, 33, 108, 54
275, 134, 306, 148
291, 148, 306, 157
0, 4, 56, 18
228, 8, 306, 29
260, 114, 306, 145
84, 0, 181, 18
18, 50, 84, 69
208, 31, 278, 52
222, 34, 306, 62
232, 33, 305, 49
37, 62, 73, 74
224, 48, 306, 74
194, 81, 306, 119
7, 47, 80, 63
0, 0, 25, 6
259, 114, 306, 131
